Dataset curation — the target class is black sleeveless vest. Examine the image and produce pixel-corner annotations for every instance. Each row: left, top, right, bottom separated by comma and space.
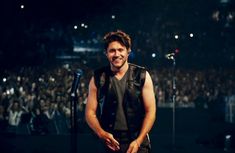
94, 63, 146, 137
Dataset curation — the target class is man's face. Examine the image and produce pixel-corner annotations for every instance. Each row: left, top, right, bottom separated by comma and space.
106, 41, 130, 70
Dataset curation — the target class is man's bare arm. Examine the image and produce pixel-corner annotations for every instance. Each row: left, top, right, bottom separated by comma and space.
85, 77, 120, 151
136, 71, 156, 145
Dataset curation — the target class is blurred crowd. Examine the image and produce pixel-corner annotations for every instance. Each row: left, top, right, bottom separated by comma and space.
0, 62, 235, 135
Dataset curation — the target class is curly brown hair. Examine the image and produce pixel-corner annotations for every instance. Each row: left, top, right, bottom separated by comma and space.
103, 30, 131, 52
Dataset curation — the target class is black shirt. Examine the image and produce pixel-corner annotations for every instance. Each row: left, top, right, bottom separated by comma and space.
111, 69, 129, 131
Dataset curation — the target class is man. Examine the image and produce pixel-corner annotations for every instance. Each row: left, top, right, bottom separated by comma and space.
85, 30, 156, 153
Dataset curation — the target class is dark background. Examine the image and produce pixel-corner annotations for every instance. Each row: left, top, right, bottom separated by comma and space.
1, 0, 234, 69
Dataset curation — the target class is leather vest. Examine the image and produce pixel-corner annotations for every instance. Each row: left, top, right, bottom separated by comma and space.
94, 63, 146, 137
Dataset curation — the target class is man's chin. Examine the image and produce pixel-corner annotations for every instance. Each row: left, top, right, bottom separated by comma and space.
111, 63, 123, 69
111, 59, 127, 70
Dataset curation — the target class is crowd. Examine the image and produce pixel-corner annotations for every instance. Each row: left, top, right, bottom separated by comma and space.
0, 62, 234, 135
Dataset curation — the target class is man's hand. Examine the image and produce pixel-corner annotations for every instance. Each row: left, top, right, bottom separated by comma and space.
99, 131, 120, 151
126, 139, 140, 153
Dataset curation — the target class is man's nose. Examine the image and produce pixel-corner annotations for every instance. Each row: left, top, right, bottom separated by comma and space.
114, 50, 120, 56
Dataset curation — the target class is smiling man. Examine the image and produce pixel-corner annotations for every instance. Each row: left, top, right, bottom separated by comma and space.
85, 30, 156, 153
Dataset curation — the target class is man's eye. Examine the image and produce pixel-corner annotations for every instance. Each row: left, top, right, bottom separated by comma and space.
108, 49, 115, 53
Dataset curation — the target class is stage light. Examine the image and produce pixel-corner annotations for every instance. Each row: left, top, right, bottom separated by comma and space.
111, 15, 116, 19
3, 78, 6, 82
80, 23, 88, 29
152, 53, 156, 58
174, 35, 179, 39
189, 33, 194, 38
20, 5, 24, 9
74, 25, 78, 29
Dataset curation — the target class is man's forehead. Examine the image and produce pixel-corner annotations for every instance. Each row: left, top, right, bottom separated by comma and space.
107, 41, 126, 48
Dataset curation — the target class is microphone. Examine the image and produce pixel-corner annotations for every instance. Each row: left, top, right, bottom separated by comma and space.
70, 69, 83, 97
165, 53, 175, 60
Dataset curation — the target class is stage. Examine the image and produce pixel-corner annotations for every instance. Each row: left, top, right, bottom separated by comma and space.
0, 108, 234, 153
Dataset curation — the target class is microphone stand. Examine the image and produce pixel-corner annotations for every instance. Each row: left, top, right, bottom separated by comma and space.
171, 56, 177, 151
70, 70, 82, 153
166, 54, 178, 152
70, 91, 78, 153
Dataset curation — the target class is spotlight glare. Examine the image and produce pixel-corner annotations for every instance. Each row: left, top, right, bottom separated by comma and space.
152, 53, 156, 58
190, 33, 194, 38
74, 25, 78, 29
20, 5, 24, 9
111, 15, 116, 19
174, 35, 179, 39
3, 78, 7, 82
